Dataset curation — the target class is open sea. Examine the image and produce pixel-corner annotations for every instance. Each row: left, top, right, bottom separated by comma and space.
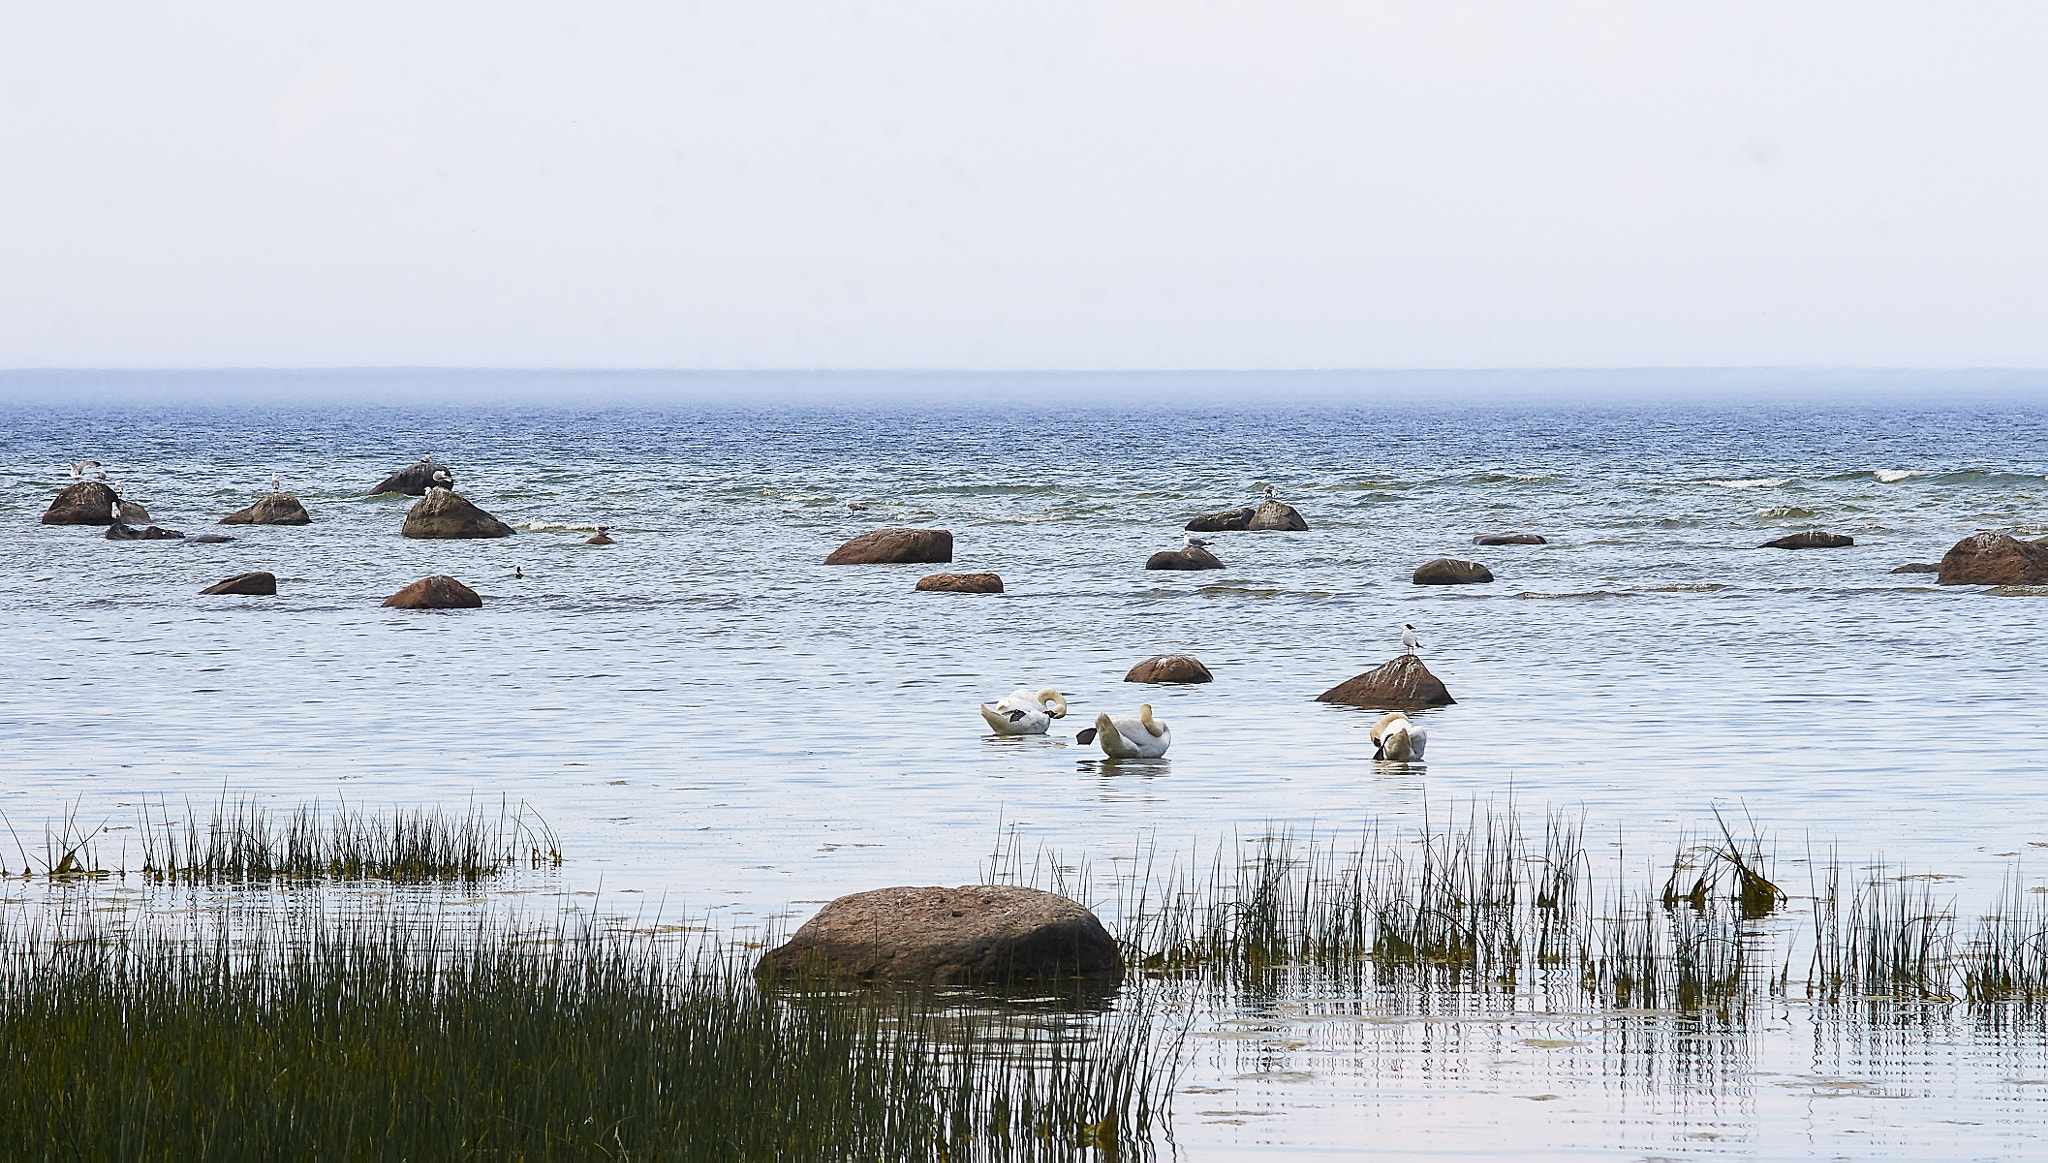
3, 369, 2046, 1158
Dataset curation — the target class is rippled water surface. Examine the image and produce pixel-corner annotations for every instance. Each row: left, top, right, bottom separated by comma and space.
4, 371, 2047, 1157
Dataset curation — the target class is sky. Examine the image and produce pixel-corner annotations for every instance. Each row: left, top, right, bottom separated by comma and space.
1, 2, 2044, 371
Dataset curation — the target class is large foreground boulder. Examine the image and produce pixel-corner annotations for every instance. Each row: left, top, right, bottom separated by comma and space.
1125, 654, 1213, 684
1413, 558, 1493, 585
1473, 532, 1546, 545
1761, 530, 1853, 549
1315, 654, 1456, 709
200, 571, 278, 596
105, 522, 183, 541
754, 885, 1123, 988
41, 482, 120, 525
1145, 546, 1224, 571
381, 575, 482, 609
369, 459, 455, 496
221, 494, 312, 525
1247, 500, 1308, 531
1184, 506, 1254, 532
826, 528, 953, 564
915, 572, 1003, 593
401, 488, 515, 539
1937, 533, 2048, 586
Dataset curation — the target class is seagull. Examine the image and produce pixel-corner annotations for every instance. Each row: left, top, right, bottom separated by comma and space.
1264, 484, 1278, 501
109, 498, 121, 522
1401, 624, 1422, 654
514, 567, 523, 579
70, 459, 101, 479
270, 472, 281, 493
431, 468, 453, 487
1182, 531, 1212, 551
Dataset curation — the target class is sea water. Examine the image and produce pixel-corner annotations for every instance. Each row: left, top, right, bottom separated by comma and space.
2, 370, 2046, 1157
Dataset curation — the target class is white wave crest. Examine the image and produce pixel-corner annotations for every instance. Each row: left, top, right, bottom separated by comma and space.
522, 520, 597, 532
1705, 477, 1789, 489
1873, 469, 1928, 484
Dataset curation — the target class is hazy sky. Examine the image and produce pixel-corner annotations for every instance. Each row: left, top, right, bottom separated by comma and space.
2, 3, 2044, 370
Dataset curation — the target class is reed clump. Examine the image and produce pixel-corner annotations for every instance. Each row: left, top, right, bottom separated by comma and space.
0, 899, 1180, 1160
133, 796, 561, 883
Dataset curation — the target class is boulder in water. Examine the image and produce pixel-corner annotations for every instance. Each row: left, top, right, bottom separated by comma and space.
1761, 530, 1854, 550
915, 572, 1003, 593
1412, 558, 1493, 585
1936, 533, 2048, 586
1315, 654, 1456, 709
381, 575, 483, 609
400, 488, 515, 540
1473, 532, 1546, 545
117, 501, 152, 523
585, 532, 615, 546
221, 494, 312, 525
1890, 562, 1939, 574
105, 522, 184, 541
182, 534, 236, 545
1247, 500, 1309, 531
1184, 506, 1255, 532
1125, 654, 1213, 684
1145, 546, 1224, 571
754, 885, 1123, 988
369, 459, 456, 496
40, 482, 120, 525
200, 571, 278, 596
825, 528, 953, 564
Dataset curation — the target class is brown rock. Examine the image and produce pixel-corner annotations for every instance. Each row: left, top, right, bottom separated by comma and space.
200, 571, 278, 596
825, 528, 953, 564
1315, 654, 1456, 709
1185, 506, 1255, 532
1412, 558, 1493, 585
381, 575, 482, 609
1473, 532, 1547, 545
753, 885, 1123, 988
401, 488, 515, 540
1145, 546, 1224, 571
369, 459, 455, 496
220, 494, 312, 525
182, 534, 236, 545
1761, 530, 1854, 549
1936, 533, 2048, 586
585, 532, 615, 545
915, 572, 1003, 593
117, 501, 152, 523
1890, 563, 1939, 574
1247, 500, 1309, 531
40, 482, 120, 525
1125, 654, 1213, 684
105, 522, 184, 541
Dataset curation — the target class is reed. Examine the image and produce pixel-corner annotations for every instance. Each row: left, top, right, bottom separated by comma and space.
137, 795, 561, 883
0, 896, 1181, 1160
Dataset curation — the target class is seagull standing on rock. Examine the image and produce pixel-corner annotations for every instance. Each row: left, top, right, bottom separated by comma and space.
1402, 624, 1422, 654
1181, 531, 1212, 551
270, 472, 281, 493
1265, 484, 1278, 501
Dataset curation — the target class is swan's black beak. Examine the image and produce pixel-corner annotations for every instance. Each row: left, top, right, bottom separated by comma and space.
1007, 709, 1027, 722
1372, 742, 1386, 760
1076, 728, 1098, 745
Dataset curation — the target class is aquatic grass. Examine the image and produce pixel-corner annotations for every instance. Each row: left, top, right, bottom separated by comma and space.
0, 895, 1182, 1160
132, 794, 560, 883
1809, 857, 1957, 1002
1963, 870, 2048, 1004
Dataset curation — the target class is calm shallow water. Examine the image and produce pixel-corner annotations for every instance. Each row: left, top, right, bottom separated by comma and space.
3, 371, 2046, 1156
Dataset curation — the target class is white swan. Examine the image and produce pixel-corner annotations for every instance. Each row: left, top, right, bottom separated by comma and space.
1077, 704, 1171, 759
978, 688, 1069, 736
1371, 712, 1427, 762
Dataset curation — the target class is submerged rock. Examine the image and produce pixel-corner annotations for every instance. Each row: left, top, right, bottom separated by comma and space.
40, 482, 120, 525
914, 572, 1002, 593
401, 488, 515, 539
220, 494, 312, 525
1246, 500, 1308, 531
1412, 558, 1493, 585
754, 885, 1123, 988
1473, 532, 1547, 545
826, 528, 953, 564
369, 459, 456, 496
1184, 506, 1254, 533
1761, 530, 1854, 550
381, 575, 482, 609
200, 571, 278, 596
182, 534, 236, 545
585, 531, 615, 546
105, 522, 184, 541
1315, 654, 1456, 709
1125, 654, 1213, 684
1145, 546, 1224, 571
1936, 532, 2048, 586
1890, 562, 1939, 575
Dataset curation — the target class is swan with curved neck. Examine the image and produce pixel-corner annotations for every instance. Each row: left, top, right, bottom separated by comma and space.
1076, 704, 1171, 759
978, 688, 1069, 736
1371, 712, 1427, 762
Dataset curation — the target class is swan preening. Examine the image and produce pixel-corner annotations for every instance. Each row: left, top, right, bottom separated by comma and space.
1371, 712, 1427, 761
1076, 704, 1171, 759
979, 688, 1069, 736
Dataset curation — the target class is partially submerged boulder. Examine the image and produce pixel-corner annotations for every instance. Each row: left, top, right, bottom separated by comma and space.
40, 482, 119, 525
754, 885, 1122, 988
1473, 532, 1546, 545
369, 459, 455, 496
1890, 562, 1939, 575
117, 501, 152, 523
220, 494, 311, 525
1145, 546, 1224, 571
401, 488, 515, 539
826, 528, 953, 565
1185, 506, 1254, 533
105, 522, 183, 541
1412, 558, 1493, 585
200, 571, 277, 596
1762, 530, 1854, 550
585, 531, 615, 546
1937, 533, 2048, 586
915, 572, 1003, 593
1315, 654, 1456, 709
182, 534, 236, 545
381, 575, 482, 609
1247, 500, 1308, 531
1125, 654, 1213, 684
